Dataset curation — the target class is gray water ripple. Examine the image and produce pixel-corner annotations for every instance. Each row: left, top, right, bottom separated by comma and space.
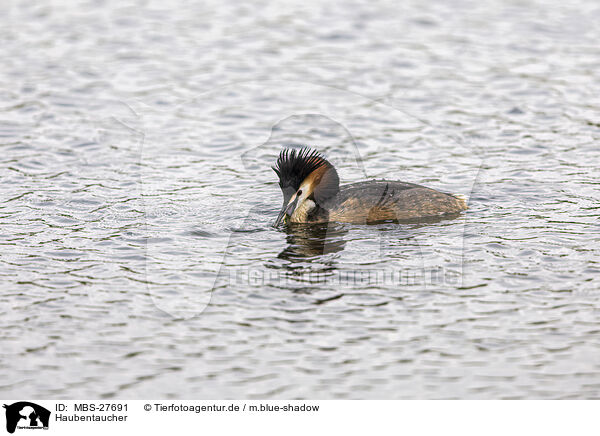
1, 0, 600, 399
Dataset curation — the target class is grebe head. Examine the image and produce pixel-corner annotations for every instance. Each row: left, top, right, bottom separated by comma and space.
272, 148, 339, 226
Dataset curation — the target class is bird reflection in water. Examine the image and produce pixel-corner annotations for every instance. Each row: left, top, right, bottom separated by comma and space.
277, 222, 347, 261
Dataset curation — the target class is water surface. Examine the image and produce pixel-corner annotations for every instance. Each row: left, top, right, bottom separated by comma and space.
1, 0, 600, 398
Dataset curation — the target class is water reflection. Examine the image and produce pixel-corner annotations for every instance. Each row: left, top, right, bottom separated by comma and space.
277, 222, 347, 261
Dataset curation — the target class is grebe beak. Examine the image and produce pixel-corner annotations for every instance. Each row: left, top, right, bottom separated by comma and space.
274, 196, 298, 226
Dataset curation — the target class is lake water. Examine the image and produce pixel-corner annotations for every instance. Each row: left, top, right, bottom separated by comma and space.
1, 0, 599, 399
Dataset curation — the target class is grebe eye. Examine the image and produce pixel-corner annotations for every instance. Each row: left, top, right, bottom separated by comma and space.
297, 189, 302, 196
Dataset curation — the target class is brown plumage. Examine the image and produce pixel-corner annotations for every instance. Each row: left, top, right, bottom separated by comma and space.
273, 148, 467, 225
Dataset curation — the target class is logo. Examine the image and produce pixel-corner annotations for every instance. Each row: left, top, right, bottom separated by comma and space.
3, 402, 50, 434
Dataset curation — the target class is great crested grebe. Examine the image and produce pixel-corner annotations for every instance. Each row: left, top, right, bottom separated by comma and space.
273, 148, 467, 225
